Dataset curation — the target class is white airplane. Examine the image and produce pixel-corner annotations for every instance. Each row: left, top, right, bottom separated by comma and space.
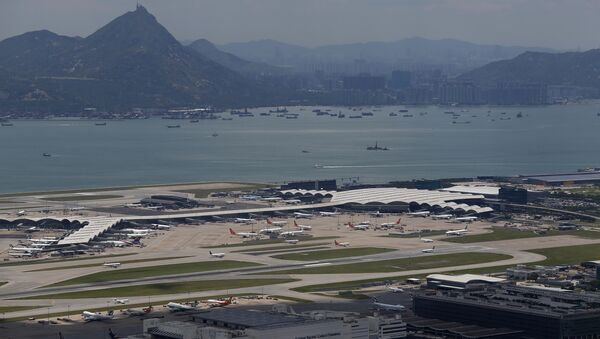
125, 306, 153, 316
420, 236, 434, 243
24, 227, 39, 233
293, 212, 312, 218
259, 226, 283, 234
203, 297, 233, 307
454, 216, 478, 222
209, 251, 225, 258
102, 240, 129, 247
334, 240, 350, 247
294, 220, 312, 231
267, 218, 287, 227
126, 233, 147, 238
283, 199, 302, 204
70, 207, 85, 211
82, 310, 114, 321
120, 228, 152, 234
407, 211, 430, 217
319, 210, 339, 216
29, 238, 58, 244
17, 210, 26, 216
348, 223, 369, 231
234, 218, 256, 224
9, 245, 43, 252
446, 225, 469, 236
262, 197, 282, 202
369, 211, 384, 218
166, 302, 197, 312
380, 218, 402, 228
103, 262, 121, 268
387, 285, 404, 293
280, 230, 304, 237
372, 297, 405, 311
285, 239, 299, 244
9, 252, 34, 257
113, 298, 129, 304
431, 214, 453, 220
421, 246, 435, 253
229, 228, 258, 238
152, 223, 171, 230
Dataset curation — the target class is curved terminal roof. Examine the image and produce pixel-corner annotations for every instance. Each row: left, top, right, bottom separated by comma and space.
280, 187, 493, 214
57, 216, 122, 245
426, 274, 505, 284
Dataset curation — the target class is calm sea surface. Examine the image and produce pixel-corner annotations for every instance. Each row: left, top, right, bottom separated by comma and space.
1, 104, 600, 193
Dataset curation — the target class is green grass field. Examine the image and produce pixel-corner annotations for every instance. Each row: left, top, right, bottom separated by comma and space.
23, 278, 297, 299
528, 243, 600, 265
0, 306, 45, 313
42, 194, 122, 202
271, 247, 395, 261
444, 227, 600, 243
50, 260, 261, 286
232, 243, 330, 253
271, 252, 512, 274
26, 256, 190, 272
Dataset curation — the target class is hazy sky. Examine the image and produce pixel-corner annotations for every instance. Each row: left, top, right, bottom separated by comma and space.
1, 0, 599, 49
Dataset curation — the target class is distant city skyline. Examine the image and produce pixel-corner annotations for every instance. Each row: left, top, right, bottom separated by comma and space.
1, 0, 599, 50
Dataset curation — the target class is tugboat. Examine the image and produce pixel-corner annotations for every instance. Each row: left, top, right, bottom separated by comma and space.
95, 122, 107, 126
190, 119, 199, 123
212, 132, 219, 137
516, 112, 523, 118
167, 125, 181, 128
314, 164, 324, 168
389, 112, 398, 117
1, 122, 13, 126
366, 141, 389, 151
42, 153, 52, 157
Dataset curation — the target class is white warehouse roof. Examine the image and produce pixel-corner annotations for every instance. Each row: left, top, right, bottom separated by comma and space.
280, 187, 493, 214
426, 274, 505, 284
441, 185, 500, 196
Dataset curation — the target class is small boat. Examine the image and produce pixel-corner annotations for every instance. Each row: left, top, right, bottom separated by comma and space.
349, 115, 362, 119
221, 118, 233, 121
314, 164, 324, 168
366, 141, 389, 151
302, 150, 310, 153
212, 132, 218, 137
338, 113, 345, 118
42, 153, 51, 157
95, 122, 107, 126
402, 114, 414, 117
361, 112, 374, 116
389, 112, 398, 117
1, 123, 13, 126
516, 112, 523, 118
259, 113, 270, 116
190, 119, 199, 123
167, 125, 181, 128
286, 116, 298, 119
399, 109, 409, 113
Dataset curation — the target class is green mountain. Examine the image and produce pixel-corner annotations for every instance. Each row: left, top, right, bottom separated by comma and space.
0, 6, 259, 111
460, 49, 600, 88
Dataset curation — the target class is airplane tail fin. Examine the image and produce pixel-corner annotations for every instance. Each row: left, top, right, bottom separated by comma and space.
108, 310, 114, 316
334, 240, 339, 245
209, 251, 213, 255
396, 218, 401, 224
267, 219, 272, 225
294, 220, 299, 227
229, 228, 236, 235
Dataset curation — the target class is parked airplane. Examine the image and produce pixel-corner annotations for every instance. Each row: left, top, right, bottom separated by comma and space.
421, 246, 435, 253
280, 230, 304, 237
234, 218, 256, 224
348, 223, 369, 231
29, 238, 58, 244
407, 211, 430, 217
454, 216, 478, 222
209, 251, 225, 258
431, 214, 453, 220
262, 197, 282, 202
294, 220, 312, 231
387, 285, 404, 293
293, 212, 312, 218
285, 239, 299, 244
259, 226, 283, 234
82, 310, 114, 321
8, 251, 34, 257
9, 245, 43, 252
102, 240, 129, 247
446, 225, 469, 236
380, 218, 402, 228
121, 228, 152, 234
369, 211, 384, 218
151, 223, 171, 230
319, 210, 339, 216
267, 219, 288, 227
166, 302, 197, 312
204, 297, 233, 308
372, 298, 405, 311
126, 233, 147, 239
334, 240, 350, 247
113, 298, 129, 304
17, 210, 26, 216
24, 227, 39, 233
103, 262, 121, 268
229, 228, 258, 238
125, 306, 153, 316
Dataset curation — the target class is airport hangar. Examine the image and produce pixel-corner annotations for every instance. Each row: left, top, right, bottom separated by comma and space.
0, 187, 493, 246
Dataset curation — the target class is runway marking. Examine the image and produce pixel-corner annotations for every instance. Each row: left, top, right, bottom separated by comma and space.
303, 263, 332, 267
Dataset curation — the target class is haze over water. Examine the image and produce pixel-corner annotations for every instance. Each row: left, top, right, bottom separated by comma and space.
1, 104, 600, 194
